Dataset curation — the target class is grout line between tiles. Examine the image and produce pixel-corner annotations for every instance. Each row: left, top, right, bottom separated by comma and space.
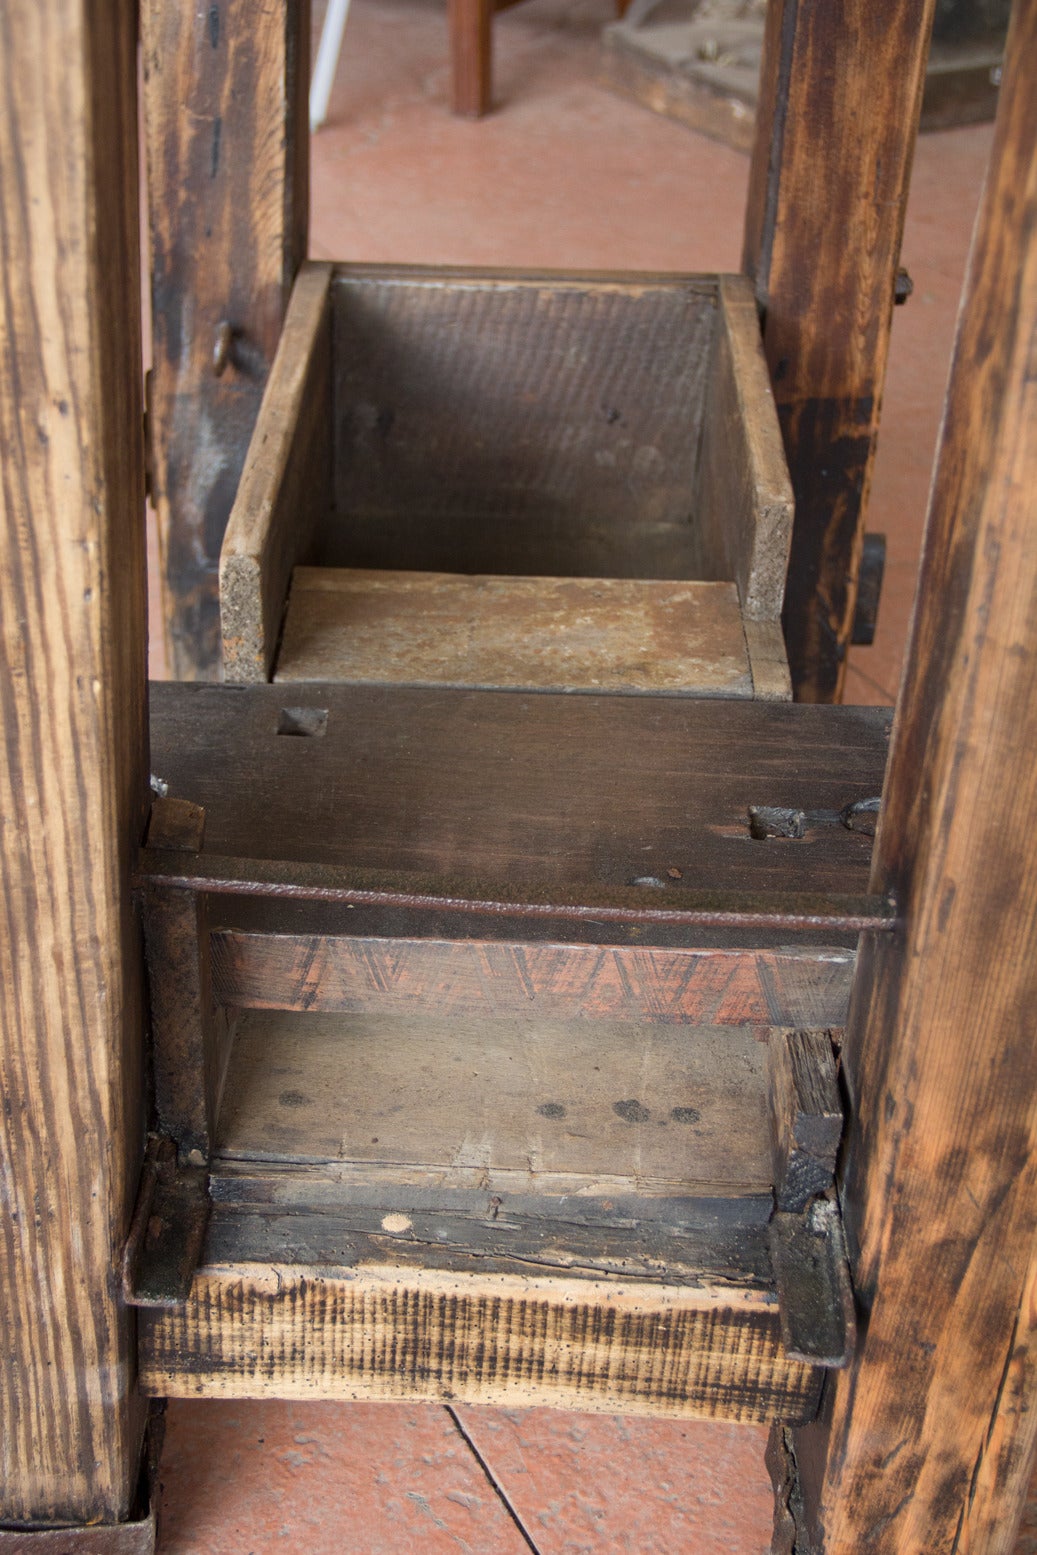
445, 1406, 543, 1555
846, 660, 898, 704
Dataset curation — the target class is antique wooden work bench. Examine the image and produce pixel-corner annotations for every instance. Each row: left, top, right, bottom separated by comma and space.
2, 1, 1037, 1551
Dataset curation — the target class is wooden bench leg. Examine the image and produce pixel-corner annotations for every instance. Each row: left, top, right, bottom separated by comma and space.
450, 0, 493, 116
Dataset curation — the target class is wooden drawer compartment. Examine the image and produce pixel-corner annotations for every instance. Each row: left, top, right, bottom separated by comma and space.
220, 263, 793, 696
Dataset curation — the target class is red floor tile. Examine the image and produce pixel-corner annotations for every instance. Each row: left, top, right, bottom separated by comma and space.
453, 1407, 773, 1554
157, 1400, 532, 1554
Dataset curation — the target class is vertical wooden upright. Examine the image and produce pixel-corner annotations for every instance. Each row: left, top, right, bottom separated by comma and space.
744, 0, 935, 703
0, 0, 149, 1527
142, 0, 310, 679
778, 0, 1037, 1548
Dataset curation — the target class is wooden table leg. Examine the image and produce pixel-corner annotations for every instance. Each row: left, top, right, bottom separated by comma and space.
142, 0, 310, 680
450, 0, 494, 116
0, 0, 150, 1526
776, 2, 1037, 1548
744, 0, 935, 703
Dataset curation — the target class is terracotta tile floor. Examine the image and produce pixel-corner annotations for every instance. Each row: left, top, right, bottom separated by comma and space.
154, 0, 992, 1546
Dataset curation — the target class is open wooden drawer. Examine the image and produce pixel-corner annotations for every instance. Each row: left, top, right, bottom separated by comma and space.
219, 262, 793, 697
127, 685, 890, 1420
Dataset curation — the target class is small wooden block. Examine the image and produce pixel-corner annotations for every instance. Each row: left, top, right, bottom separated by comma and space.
145, 796, 205, 852
770, 1201, 855, 1367
769, 1028, 842, 1212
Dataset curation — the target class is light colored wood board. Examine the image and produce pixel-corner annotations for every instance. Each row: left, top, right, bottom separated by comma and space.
742, 0, 935, 699
795, 7, 1037, 1549
744, 619, 792, 700
139, 1262, 822, 1423
142, 0, 309, 677
221, 263, 334, 682
274, 568, 753, 694
326, 269, 717, 580
693, 277, 793, 622
0, 0, 148, 1521
217, 1010, 772, 1193
211, 931, 858, 1029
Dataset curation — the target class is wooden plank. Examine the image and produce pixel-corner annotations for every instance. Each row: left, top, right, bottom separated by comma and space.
142, 0, 310, 678
743, 0, 935, 701
221, 264, 334, 683
693, 275, 794, 623
789, 3, 1037, 1547
274, 569, 754, 695
215, 1009, 772, 1192
768, 1029, 842, 1213
210, 930, 859, 1028
326, 269, 718, 581
139, 1254, 822, 1423
0, 0, 148, 1523
148, 684, 889, 899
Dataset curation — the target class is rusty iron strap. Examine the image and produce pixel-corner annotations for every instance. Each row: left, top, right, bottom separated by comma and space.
135, 852, 897, 935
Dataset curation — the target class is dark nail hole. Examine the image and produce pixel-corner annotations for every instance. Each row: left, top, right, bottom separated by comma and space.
537, 1102, 567, 1120
277, 707, 328, 738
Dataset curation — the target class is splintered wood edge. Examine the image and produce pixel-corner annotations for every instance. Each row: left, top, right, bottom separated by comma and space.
138, 1262, 822, 1423
220, 261, 333, 681
718, 276, 795, 621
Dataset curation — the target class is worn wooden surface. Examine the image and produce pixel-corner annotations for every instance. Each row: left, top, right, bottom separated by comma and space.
789, 2, 1037, 1548
275, 569, 756, 694
221, 264, 333, 683
693, 276, 793, 624
211, 927, 859, 1028
0, 0, 148, 1523
148, 684, 887, 899
743, 0, 935, 701
217, 1009, 771, 1192
325, 268, 718, 580
142, 0, 309, 678
769, 1029, 842, 1213
139, 1253, 822, 1421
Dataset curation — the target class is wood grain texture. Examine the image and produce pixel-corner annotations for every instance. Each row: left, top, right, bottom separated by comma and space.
743, 0, 935, 701
142, 0, 309, 678
0, 0, 148, 1522
694, 275, 793, 622
147, 684, 888, 899
221, 264, 333, 683
326, 268, 717, 581
768, 1030, 841, 1213
210, 930, 859, 1029
274, 569, 754, 695
215, 1009, 772, 1193
138, 1258, 823, 1423
792, 4, 1037, 1548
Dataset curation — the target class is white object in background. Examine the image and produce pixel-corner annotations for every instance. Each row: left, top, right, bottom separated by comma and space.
310, 0, 352, 133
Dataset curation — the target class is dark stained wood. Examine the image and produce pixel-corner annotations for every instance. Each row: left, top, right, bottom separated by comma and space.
140, 889, 231, 1162
221, 264, 333, 682
789, 3, 1037, 1548
211, 930, 859, 1029
147, 684, 889, 899
146, 796, 206, 852
743, 0, 936, 701
769, 1029, 842, 1212
0, 0, 148, 1523
141, 0, 309, 678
